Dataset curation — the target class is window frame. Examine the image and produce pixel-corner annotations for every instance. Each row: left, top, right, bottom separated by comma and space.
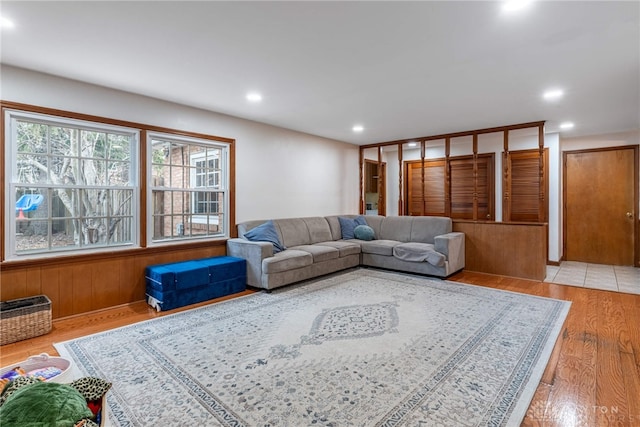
4, 108, 140, 261
147, 131, 230, 245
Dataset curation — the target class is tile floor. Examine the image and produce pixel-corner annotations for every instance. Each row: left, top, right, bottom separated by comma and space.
545, 261, 640, 294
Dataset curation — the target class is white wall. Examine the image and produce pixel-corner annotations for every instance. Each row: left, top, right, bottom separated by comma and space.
0, 65, 360, 223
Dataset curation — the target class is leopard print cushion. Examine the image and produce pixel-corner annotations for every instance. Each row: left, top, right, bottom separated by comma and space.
70, 377, 112, 401
0, 376, 42, 406
75, 418, 99, 427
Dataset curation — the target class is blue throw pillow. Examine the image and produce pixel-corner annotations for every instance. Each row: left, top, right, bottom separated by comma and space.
244, 220, 286, 254
354, 224, 375, 241
338, 216, 367, 240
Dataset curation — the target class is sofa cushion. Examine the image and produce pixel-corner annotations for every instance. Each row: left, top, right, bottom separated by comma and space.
314, 241, 361, 257
302, 217, 333, 243
361, 215, 384, 239
262, 250, 313, 274
354, 224, 375, 241
274, 218, 311, 247
393, 242, 446, 267
359, 239, 401, 256
244, 220, 286, 253
289, 245, 339, 263
409, 216, 452, 244
338, 216, 367, 239
315, 240, 360, 258
379, 216, 413, 241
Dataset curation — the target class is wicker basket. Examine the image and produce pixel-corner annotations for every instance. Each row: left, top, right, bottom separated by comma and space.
0, 295, 52, 346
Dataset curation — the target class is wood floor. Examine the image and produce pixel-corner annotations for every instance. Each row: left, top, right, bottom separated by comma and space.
1, 271, 639, 426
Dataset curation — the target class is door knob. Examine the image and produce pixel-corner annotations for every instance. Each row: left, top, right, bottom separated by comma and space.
627, 212, 634, 218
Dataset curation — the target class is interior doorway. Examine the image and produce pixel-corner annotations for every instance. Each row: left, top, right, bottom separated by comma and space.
564, 145, 639, 266
364, 160, 386, 216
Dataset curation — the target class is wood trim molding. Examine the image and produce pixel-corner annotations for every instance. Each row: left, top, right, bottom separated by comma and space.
361, 120, 545, 149
1, 101, 235, 143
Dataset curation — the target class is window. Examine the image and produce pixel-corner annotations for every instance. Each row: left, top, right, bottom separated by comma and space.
4, 110, 139, 258
148, 132, 228, 242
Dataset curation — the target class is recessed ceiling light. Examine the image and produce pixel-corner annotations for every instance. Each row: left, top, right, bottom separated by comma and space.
543, 89, 564, 101
502, 0, 532, 12
0, 16, 15, 29
246, 92, 262, 102
559, 122, 574, 130
352, 125, 364, 133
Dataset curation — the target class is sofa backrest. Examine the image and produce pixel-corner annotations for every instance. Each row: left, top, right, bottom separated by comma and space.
324, 215, 451, 244
238, 215, 452, 247
375, 215, 452, 243
238, 217, 333, 248
408, 216, 452, 243
362, 215, 385, 239
325, 215, 361, 241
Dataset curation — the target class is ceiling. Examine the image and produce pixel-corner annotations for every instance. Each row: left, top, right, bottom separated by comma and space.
1, 1, 638, 145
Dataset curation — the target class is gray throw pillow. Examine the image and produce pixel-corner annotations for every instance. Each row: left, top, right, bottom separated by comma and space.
244, 220, 286, 253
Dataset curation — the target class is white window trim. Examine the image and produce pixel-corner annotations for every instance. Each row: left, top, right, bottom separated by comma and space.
190, 151, 221, 225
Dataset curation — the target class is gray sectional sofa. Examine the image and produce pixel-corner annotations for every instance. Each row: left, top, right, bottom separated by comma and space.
226, 215, 465, 290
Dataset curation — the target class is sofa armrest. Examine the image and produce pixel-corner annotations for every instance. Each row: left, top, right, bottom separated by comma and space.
226, 238, 273, 287
434, 232, 465, 273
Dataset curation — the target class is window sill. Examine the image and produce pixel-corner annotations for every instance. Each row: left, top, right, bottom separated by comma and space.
0, 238, 228, 271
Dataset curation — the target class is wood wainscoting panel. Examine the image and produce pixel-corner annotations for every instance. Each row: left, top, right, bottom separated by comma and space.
92, 258, 123, 311
0, 243, 227, 319
0, 269, 27, 301
453, 220, 547, 280
72, 263, 94, 315
40, 265, 61, 319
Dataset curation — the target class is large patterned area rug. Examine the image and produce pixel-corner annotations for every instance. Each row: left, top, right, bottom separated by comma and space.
55, 269, 570, 427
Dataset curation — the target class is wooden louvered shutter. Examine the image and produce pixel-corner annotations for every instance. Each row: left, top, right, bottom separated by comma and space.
450, 154, 494, 220
504, 149, 548, 222
407, 162, 424, 216
405, 159, 445, 216
424, 160, 445, 216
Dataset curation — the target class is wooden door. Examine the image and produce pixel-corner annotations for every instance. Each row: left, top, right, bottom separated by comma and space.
564, 146, 638, 266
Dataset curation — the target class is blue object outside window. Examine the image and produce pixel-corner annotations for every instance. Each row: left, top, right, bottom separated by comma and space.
15, 194, 44, 213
